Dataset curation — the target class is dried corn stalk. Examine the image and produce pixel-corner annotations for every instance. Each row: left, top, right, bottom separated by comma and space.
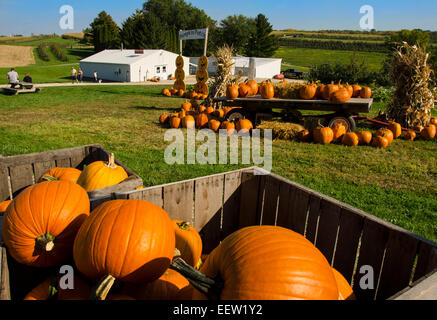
386, 42, 435, 128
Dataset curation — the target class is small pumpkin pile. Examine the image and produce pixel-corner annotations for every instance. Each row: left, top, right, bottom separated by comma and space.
298, 81, 372, 103
226, 80, 261, 99
148, 78, 160, 83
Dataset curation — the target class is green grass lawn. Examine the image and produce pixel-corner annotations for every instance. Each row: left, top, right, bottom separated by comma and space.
274, 47, 387, 72
0, 85, 436, 243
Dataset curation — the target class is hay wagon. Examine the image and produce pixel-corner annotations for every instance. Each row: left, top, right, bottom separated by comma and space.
1, 166, 436, 300
213, 95, 373, 132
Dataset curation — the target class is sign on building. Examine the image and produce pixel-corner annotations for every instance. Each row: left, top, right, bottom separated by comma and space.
179, 28, 208, 41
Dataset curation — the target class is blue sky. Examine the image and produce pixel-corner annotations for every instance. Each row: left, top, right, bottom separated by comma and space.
1, 0, 437, 36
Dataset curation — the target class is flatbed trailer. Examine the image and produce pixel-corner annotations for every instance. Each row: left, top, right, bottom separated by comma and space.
213, 95, 374, 131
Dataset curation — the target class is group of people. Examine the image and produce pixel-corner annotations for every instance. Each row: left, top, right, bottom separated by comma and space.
71, 67, 99, 84
6, 68, 32, 88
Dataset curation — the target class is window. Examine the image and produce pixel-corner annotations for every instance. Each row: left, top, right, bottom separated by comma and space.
162, 66, 167, 73
156, 66, 161, 74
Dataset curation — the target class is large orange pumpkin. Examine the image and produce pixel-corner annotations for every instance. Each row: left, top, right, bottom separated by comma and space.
188, 226, 339, 300
73, 199, 175, 284
323, 84, 339, 100
0, 200, 12, 212
360, 87, 372, 99
77, 153, 128, 192
375, 128, 394, 144
238, 83, 251, 98
182, 115, 195, 129
330, 88, 351, 103
173, 220, 203, 268
331, 123, 346, 141
159, 114, 169, 125
246, 80, 259, 96
388, 121, 402, 139
299, 82, 317, 100
332, 268, 355, 300
236, 119, 253, 134
421, 125, 436, 140
260, 80, 274, 99
356, 131, 373, 145
226, 84, 239, 99
196, 113, 210, 129
2, 181, 90, 267
38, 167, 82, 184
341, 132, 359, 147
24, 275, 91, 300
313, 127, 334, 144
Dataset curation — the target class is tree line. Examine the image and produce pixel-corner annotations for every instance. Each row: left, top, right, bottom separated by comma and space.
86, 0, 279, 58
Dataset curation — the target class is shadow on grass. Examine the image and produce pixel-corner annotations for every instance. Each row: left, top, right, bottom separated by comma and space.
130, 105, 178, 112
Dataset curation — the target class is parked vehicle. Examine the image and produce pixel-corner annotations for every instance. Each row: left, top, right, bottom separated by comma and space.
281, 68, 308, 79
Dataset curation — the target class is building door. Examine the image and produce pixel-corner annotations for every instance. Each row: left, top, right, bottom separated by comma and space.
155, 65, 167, 80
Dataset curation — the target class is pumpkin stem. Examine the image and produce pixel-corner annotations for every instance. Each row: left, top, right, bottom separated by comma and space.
35, 233, 55, 252
90, 275, 116, 300
40, 175, 59, 182
170, 257, 223, 300
176, 221, 191, 231
47, 275, 59, 300
107, 153, 116, 169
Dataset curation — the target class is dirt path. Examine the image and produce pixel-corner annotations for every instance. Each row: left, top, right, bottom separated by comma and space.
0, 45, 35, 67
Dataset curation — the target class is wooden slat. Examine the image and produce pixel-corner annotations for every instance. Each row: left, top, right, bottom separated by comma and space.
0, 166, 10, 202
33, 160, 56, 182
259, 175, 280, 226
70, 148, 86, 168
90, 195, 112, 211
163, 181, 194, 225
0, 246, 11, 300
55, 158, 71, 168
238, 171, 261, 228
413, 242, 437, 282
314, 199, 341, 265
305, 195, 321, 244
9, 164, 34, 194
129, 187, 163, 208
194, 175, 224, 254
332, 207, 365, 283
376, 230, 419, 300
87, 175, 143, 201
221, 171, 242, 240
352, 218, 390, 300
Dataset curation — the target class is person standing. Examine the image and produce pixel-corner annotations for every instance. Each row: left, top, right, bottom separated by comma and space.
94, 71, 98, 83
7, 68, 19, 88
71, 67, 78, 84
78, 68, 83, 83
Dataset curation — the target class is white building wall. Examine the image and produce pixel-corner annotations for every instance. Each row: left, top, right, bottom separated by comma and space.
255, 60, 282, 78
80, 62, 131, 82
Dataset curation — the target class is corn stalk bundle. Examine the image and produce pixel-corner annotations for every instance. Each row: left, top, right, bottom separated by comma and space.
205, 44, 241, 107
257, 121, 305, 140
386, 42, 435, 128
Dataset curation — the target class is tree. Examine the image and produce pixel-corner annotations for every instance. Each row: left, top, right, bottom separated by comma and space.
218, 15, 256, 55
90, 11, 120, 52
245, 14, 279, 57
385, 29, 430, 50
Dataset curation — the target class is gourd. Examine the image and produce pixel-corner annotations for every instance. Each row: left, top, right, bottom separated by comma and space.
341, 132, 359, 147
220, 121, 235, 135
260, 80, 274, 99
299, 82, 317, 100
159, 114, 169, 125
388, 121, 402, 139
313, 127, 334, 144
403, 130, 416, 141
372, 136, 389, 148
226, 84, 239, 99
356, 131, 373, 145
421, 125, 436, 140
360, 87, 372, 99
0, 200, 12, 212
331, 123, 346, 141
196, 113, 210, 129
173, 220, 203, 268
375, 128, 394, 144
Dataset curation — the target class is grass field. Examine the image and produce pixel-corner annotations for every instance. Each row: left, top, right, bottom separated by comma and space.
0, 85, 436, 243
274, 47, 387, 72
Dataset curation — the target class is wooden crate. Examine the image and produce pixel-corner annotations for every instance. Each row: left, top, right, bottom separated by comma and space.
1, 167, 436, 300
0, 144, 143, 202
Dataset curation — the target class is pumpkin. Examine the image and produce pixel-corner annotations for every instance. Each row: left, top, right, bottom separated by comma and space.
332, 268, 355, 300
176, 55, 184, 68
170, 116, 181, 128
344, 84, 354, 98
173, 220, 203, 268
181, 102, 192, 112
2, 181, 90, 267
37, 167, 81, 184
0, 200, 12, 212
403, 130, 416, 141
223, 107, 233, 116
177, 89, 185, 97
77, 153, 128, 192
220, 121, 235, 135
331, 123, 346, 141
356, 131, 373, 145
226, 84, 239, 99
372, 136, 389, 149
352, 85, 362, 98
159, 113, 169, 125
175, 68, 185, 81
194, 82, 209, 95
183, 226, 339, 300
73, 199, 175, 292
388, 121, 402, 139
182, 115, 195, 129
360, 87, 372, 99
178, 110, 186, 119
341, 132, 359, 147
199, 105, 207, 113
421, 125, 436, 140
313, 127, 334, 144
208, 119, 221, 132
236, 119, 253, 134
170, 88, 178, 95
316, 85, 326, 99
206, 106, 214, 114
330, 88, 351, 103
134, 269, 191, 300
299, 82, 317, 100
214, 109, 225, 118
162, 88, 171, 97
298, 129, 312, 142
375, 128, 394, 144
238, 83, 251, 98
323, 84, 339, 100
260, 80, 274, 99
196, 113, 210, 129
246, 80, 259, 96
24, 275, 91, 300
430, 117, 437, 126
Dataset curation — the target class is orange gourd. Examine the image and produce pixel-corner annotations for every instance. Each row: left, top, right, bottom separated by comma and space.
0, 200, 12, 212
77, 153, 128, 192
246, 80, 259, 96
388, 121, 402, 139
206, 106, 214, 114
196, 113, 210, 129
298, 129, 312, 142
421, 125, 436, 140
356, 131, 373, 145
238, 83, 251, 98
352, 85, 362, 98
323, 83, 339, 100
220, 121, 235, 135
159, 113, 169, 125
316, 85, 326, 99
299, 82, 317, 100
332, 268, 355, 300
208, 119, 221, 132
372, 136, 389, 148
236, 119, 253, 134
260, 80, 274, 99
341, 132, 359, 147
313, 127, 334, 144
226, 84, 239, 99
430, 117, 437, 126
181, 102, 192, 112
182, 115, 195, 129
214, 109, 225, 118
331, 123, 346, 141
38, 167, 82, 184
360, 87, 372, 99
375, 128, 394, 144
170, 116, 181, 128
330, 88, 351, 103
2, 181, 90, 267
162, 88, 171, 97
173, 220, 203, 268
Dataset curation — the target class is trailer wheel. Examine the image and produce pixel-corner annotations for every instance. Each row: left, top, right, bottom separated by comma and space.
328, 115, 356, 132
226, 108, 248, 122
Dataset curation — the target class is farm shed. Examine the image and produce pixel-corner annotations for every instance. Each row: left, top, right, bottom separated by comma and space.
189, 56, 282, 79
80, 49, 190, 82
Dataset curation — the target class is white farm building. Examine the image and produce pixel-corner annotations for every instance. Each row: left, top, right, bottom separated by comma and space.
189, 56, 282, 79
80, 49, 190, 82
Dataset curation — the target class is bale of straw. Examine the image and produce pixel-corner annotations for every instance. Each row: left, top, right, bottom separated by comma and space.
273, 82, 306, 99
386, 42, 435, 128
257, 121, 305, 140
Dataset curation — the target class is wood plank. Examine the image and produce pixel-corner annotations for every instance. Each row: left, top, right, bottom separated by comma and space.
163, 180, 194, 225
90, 195, 112, 211
55, 158, 71, 168
391, 270, 437, 300
87, 175, 144, 201
128, 187, 164, 208
221, 171, 242, 240
314, 199, 341, 265
0, 246, 11, 300
33, 160, 56, 182
259, 175, 280, 226
275, 181, 292, 229
70, 147, 86, 168
413, 241, 437, 282
376, 230, 419, 300
9, 164, 34, 194
238, 171, 261, 228
352, 219, 390, 300
332, 207, 365, 283
305, 195, 321, 244
195, 175, 224, 254
0, 165, 10, 202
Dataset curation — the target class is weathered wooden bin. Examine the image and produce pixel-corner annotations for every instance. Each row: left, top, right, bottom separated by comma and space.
0, 144, 143, 202
1, 167, 437, 300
